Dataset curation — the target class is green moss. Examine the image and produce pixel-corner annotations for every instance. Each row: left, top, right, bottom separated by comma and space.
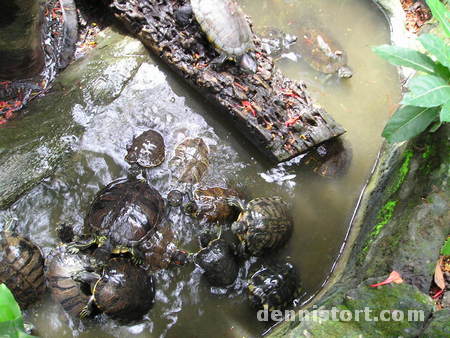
387, 150, 413, 195
361, 200, 398, 255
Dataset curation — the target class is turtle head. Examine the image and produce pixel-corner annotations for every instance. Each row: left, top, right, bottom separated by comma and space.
170, 249, 191, 266
182, 200, 198, 217
337, 65, 353, 78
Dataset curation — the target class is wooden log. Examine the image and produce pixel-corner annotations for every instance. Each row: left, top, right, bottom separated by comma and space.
103, 0, 345, 163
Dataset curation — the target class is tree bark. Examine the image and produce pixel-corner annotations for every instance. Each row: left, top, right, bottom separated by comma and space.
0, 0, 44, 80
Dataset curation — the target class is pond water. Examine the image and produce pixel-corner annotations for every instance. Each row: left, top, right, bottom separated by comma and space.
0, 0, 400, 337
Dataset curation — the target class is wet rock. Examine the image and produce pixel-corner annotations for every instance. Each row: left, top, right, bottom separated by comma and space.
0, 28, 148, 209
421, 308, 450, 337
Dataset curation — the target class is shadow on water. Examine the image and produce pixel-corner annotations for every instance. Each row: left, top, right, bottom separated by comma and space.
0, 0, 400, 337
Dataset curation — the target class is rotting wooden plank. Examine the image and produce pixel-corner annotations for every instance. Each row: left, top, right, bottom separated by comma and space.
103, 0, 346, 163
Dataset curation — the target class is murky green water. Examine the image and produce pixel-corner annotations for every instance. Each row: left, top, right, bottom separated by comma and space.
0, 0, 400, 337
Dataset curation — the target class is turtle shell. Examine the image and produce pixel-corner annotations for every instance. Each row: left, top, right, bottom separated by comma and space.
194, 238, 238, 287
46, 246, 94, 317
169, 138, 209, 184
191, 187, 240, 223
85, 178, 165, 250
94, 258, 154, 321
191, 0, 254, 57
0, 232, 45, 308
247, 262, 300, 311
125, 129, 165, 168
296, 25, 351, 76
303, 139, 352, 177
231, 197, 292, 256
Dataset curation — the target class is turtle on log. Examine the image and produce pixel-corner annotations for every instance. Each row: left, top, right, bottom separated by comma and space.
176, 0, 257, 72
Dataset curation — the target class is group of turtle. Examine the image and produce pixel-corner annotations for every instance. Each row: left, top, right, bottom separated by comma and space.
0, 129, 300, 324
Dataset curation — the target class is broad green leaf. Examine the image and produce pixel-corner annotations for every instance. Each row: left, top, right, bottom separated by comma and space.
442, 237, 450, 255
426, 0, 450, 38
418, 34, 450, 69
440, 100, 450, 122
373, 45, 436, 74
382, 105, 439, 143
401, 75, 450, 107
0, 284, 21, 322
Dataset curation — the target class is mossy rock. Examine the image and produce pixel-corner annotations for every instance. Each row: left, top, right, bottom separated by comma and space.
421, 309, 450, 337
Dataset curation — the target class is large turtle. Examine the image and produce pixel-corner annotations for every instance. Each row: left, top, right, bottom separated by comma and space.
46, 245, 98, 318
183, 186, 240, 223
296, 24, 352, 78
125, 129, 165, 169
230, 197, 293, 257
73, 258, 155, 321
68, 178, 165, 262
177, 0, 256, 72
194, 236, 239, 287
0, 231, 46, 308
169, 137, 210, 184
247, 262, 300, 311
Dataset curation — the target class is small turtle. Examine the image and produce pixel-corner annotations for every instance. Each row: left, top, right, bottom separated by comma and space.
169, 137, 209, 184
194, 237, 239, 287
125, 129, 165, 169
0, 231, 46, 308
303, 139, 352, 177
296, 24, 352, 78
74, 258, 155, 321
247, 262, 300, 311
68, 178, 165, 262
183, 187, 240, 223
46, 245, 98, 318
177, 0, 256, 72
230, 197, 293, 257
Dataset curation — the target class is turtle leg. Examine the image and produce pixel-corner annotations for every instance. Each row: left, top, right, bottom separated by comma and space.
239, 54, 257, 74
66, 239, 96, 254
72, 271, 101, 285
79, 295, 95, 319
210, 53, 228, 70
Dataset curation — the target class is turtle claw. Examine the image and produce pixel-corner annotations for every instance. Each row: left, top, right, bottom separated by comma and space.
131, 255, 143, 265
66, 245, 80, 254
79, 307, 91, 319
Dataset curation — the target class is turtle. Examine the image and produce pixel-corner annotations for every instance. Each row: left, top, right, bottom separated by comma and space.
68, 178, 165, 262
295, 24, 352, 78
183, 186, 241, 223
176, 0, 257, 73
302, 138, 352, 177
125, 129, 165, 169
229, 197, 293, 257
0, 231, 46, 308
169, 137, 210, 185
194, 237, 239, 287
73, 258, 155, 321
46, 245, 99, 318
246, 262, 300, 311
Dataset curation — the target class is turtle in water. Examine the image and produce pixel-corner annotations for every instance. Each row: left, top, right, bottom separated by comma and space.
169, 137, 210, 185
229, 197, 293, 257
295, 24, 352, 78
73, 258, 155, 321
46, 245, 99, 318
194, 236, 239, 287
68, 178, 164, 262
125, 129, 165, 169
247, 262, 300, 311
183, 186, 241, 223
176, 0, 257, 73
302, 138, 352, 177
0, 232, 46, 308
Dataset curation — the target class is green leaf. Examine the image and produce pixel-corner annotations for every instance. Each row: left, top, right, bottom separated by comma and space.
382, 105, 440, 142
433, 61, 450, 80
442, 237, 450, 255
0, 284, 22, 323
426, 0, 450, 38
0, 285, 34, 338
440, 100, 450, 122
401, 75, 450, 107
418, 34, 450, 69
373, 45, 436, 74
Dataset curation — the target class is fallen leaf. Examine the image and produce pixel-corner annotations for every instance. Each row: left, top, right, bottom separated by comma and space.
434, 257, 445, 290
370, 270, 404, 287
